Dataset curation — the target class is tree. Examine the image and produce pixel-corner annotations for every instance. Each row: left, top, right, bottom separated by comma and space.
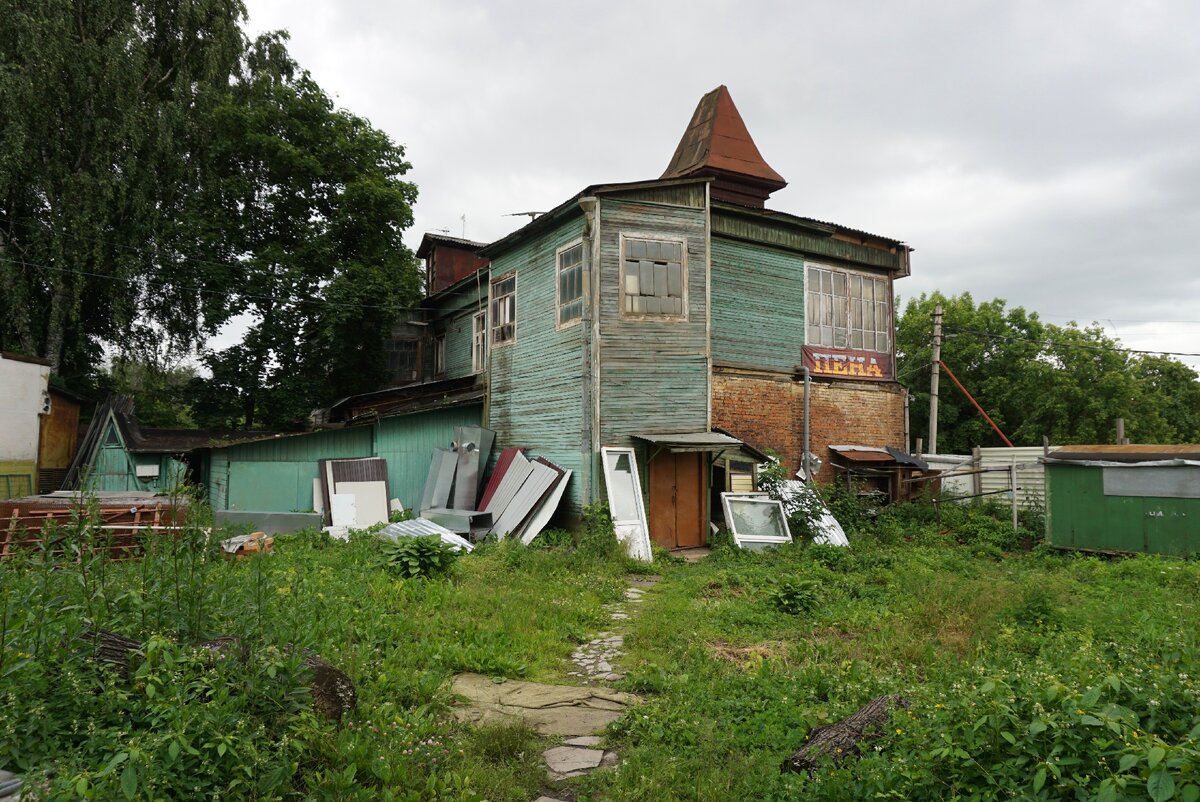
186, 34, 420, 429
0, 0, 246, 374
897, 292, 1200, 452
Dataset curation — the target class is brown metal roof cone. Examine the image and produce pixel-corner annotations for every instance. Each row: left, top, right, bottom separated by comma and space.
661, 85, 786, 207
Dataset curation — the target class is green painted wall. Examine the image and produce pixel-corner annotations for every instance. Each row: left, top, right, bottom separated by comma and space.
443, 309, 478, 379
208, 427, 373, 511
710, 237, 805, 371
374, 405, 483, 510
429, 282, 484, 381
712, 206, 902, 270
487, 214, 588, 512
597, 198, 709, 446
1046, 463, 1200, 557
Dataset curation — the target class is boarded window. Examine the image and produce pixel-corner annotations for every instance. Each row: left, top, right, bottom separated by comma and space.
806, 265, 890, 353
472, 311, 487, 372
490, 274, 516, 344
557, 242, 584, 325
621, 236, 686, 318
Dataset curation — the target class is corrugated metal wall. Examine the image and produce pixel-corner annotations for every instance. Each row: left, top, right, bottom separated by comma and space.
710, 237, 805, 371
921, 447, 1056, 506
375, 405, 483, 509
487, 214, 588, 512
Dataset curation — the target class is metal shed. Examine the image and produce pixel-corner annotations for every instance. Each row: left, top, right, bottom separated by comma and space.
1044, 445, 1200, 557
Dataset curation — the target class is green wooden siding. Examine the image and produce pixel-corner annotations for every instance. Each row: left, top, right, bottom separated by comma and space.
711, 237, 805, 371
429, 282, 484, 381
443, 309, 478, 379
208, 427, 373, 511
597, 198, 709, 448
712, 207, 900, 270
487, 214, 588, 512
1046, 463, 1200, 557
604, 183, 706, 208
374, 405, 483, 510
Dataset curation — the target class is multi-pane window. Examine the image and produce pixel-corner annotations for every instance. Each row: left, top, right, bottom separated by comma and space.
386, 337, 420, 384
472, 311, 487, 372
621, 236, 685, 318
433, 334, 446, 377
557, 242, 584, 325
490, 274, 516, 344
806, 265, 890, 353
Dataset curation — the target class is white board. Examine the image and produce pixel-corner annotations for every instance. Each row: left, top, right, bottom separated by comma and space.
601, 447, 652, 562
330, 493, 357, 528
335, 480, 389, 526
312, 478, 326, 515
492, 461, 557, 538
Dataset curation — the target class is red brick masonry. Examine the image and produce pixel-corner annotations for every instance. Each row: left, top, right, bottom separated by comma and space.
712, 366, 906, 483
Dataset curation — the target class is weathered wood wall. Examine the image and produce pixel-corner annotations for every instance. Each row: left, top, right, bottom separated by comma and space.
710, 237, 805, 372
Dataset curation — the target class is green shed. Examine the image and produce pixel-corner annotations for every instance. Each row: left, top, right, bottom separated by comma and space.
1045, 445, 1200, 557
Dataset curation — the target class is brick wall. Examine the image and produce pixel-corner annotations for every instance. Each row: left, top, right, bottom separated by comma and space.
712, 367, 906, 483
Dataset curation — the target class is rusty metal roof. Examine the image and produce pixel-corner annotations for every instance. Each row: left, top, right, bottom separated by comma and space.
415, 232, 488, 259
1051, 445, 1200, 463
661, 86, 786, 190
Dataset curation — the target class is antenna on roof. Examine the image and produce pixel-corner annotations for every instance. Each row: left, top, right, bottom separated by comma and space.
504, 211, 544, 221
460, 213, 466, 238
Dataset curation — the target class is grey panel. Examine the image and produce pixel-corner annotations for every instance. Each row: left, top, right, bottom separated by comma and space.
492, 461, 557, 537
452, 442, 480, 510
519, 469, 572, 545
654, 263, 668, 297
214, 510, 322, 535
424, 448, 458, 510
639, 261, 654, 293
1103, 466, 1200, 499
667, 263, 682, 296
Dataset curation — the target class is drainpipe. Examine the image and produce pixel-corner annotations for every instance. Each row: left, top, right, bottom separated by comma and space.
801, 366, 811, 482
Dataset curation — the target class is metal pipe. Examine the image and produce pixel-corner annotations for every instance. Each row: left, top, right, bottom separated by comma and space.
801, 365, 811, 481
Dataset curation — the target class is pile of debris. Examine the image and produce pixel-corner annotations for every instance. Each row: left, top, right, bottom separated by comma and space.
313, 456, 398, 538
414, 427, 572, 543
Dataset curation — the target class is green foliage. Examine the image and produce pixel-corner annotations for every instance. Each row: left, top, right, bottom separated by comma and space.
378, 536, 460, 580
766, 576, 822, 615
897, 291, 1200, 450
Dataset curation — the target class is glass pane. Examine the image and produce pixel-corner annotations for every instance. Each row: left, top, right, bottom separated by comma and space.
833, 327, 848, 348
877, 332, 889, 352
667, 263, 682, 297
605, 451, 640, 521
833, 298, 846, 328
821, 270, 832, 294
653, 263, 668, 297
833, 272, 847, 298
808, 267, 819, 287
851, 274, 862, 299
726, 499, 787, 538
639, 262, 654, 295
625, 267, 639, 296
807, 324, 819, 344
851, 330, 863, 348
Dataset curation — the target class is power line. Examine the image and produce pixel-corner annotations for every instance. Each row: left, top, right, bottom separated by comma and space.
943, 326, 1200, 360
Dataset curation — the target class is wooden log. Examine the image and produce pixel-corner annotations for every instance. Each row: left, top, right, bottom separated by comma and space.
780, 694, 910, 774
78, 627, 142, 678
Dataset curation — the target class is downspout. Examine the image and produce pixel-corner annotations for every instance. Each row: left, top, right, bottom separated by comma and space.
579, 196, 599, 504
801, 365, 811, 482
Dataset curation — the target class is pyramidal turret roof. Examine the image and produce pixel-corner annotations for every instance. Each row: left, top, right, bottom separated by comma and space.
661, 86, 786, 207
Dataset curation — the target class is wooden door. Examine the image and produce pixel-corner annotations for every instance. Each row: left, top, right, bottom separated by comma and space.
649, 452, 706, 549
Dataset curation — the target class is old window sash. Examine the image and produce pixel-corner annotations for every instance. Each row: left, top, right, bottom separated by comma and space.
433, 334, 446, 377
805, 264, 891, 353
472, 310, 487, 373
720, 492, 793, 550
600, 447, 652, 561
619, 234, 687, 320
490, 273, 516, 345
387, 337, 421, 385
556, 240, 585, 328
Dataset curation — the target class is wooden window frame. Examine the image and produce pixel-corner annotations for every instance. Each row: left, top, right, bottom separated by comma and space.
388, 336, 422, 385
555, 239, 585, 330
805, 262, 892, 354
433, 333, 446, 378
472, 310, 487, 373
490, 272, 517, 346
618, 232, 688, 322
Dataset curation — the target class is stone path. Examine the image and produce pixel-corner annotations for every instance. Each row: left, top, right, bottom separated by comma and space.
452, 575, 660, 802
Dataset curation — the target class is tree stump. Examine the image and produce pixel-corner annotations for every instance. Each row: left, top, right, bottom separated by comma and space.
780, 694, 909, 774
302, 652, 357, 722
77, 627, 142, 678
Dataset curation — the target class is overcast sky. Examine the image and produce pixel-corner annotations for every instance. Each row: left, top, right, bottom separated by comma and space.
240, 0, 1200, 367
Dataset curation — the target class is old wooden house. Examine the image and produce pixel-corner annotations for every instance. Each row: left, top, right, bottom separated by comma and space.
331, 85, 913, 550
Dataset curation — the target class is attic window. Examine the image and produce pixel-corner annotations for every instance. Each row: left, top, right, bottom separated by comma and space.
490, 274, 516, 345
556, 241, 584, 326
620, 236, 686, 319
806, 265, 891, 353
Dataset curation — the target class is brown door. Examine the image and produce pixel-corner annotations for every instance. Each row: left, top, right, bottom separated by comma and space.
649, 452, 706, 549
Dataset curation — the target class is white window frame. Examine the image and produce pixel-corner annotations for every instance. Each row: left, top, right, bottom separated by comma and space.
618, 233, 688, 322
600, 446, 652, 562
555, 239, 585, 330
471, 310, 487, 373
805, 262, 891, 353
490, 272, 517, 346
721, 492, 793, 550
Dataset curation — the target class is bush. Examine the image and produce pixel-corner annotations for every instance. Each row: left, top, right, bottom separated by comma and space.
379, 536, 461, 579
767, 576, 822, 615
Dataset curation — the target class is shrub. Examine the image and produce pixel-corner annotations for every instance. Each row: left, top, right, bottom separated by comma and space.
767, 576, 822, 615
379, 536, 461, 579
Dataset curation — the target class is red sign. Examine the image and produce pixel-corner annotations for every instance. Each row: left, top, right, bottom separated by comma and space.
802, 346, 893, 381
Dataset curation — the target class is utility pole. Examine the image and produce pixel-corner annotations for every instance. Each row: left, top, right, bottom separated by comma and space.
928, 303, 943, 455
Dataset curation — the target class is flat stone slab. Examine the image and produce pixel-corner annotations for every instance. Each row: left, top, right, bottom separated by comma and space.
564, 735, 603, 747
534, 797, 568, 802
544, 745, 604, 774
451, 673, 641, 737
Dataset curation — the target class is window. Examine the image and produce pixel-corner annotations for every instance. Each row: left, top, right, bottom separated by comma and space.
433, 334, 446, 377
620, 236, 686, 318
472, 310, 487, 372
490, 273, 516, 344
386, 337, 420, 384
556, 241, 584, 326
806, 265, 891, 352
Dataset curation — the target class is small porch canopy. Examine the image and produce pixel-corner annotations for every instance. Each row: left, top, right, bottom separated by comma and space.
633, 431, 769, 463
